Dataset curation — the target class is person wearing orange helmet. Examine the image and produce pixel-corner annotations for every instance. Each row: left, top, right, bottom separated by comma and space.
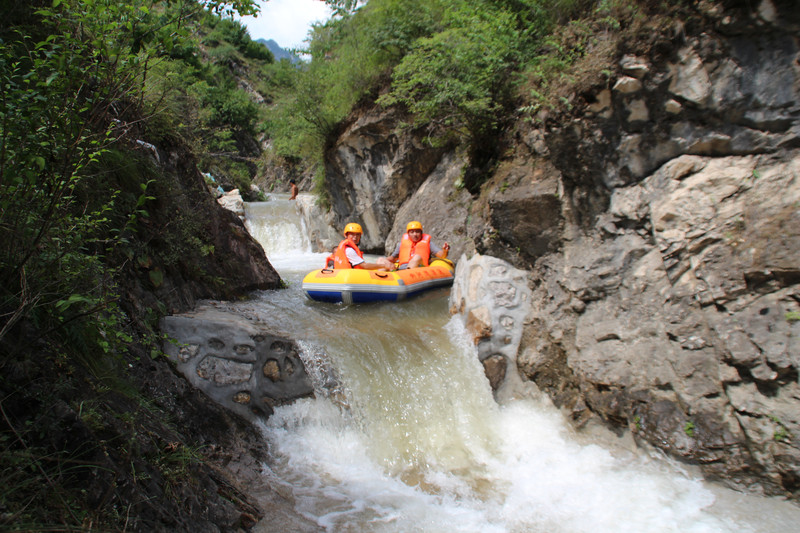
327, 222, 393, 270
385, 221, 449, 269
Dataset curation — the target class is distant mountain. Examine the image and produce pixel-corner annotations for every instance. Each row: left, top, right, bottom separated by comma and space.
258, 39, 300, 64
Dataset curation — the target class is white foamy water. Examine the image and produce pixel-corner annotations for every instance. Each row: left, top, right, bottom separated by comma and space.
241, 196, 800, 533
244, 195, 321, 271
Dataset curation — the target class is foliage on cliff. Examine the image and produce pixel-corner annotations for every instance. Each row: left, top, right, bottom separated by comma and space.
262, 0, 654, 194
0, 0, 279, 367
0, 1, 282, 530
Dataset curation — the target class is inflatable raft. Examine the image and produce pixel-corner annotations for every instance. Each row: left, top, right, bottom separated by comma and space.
302, 258, 455, 304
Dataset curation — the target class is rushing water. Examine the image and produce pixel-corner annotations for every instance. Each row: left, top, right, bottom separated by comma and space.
241, 195, 800, 533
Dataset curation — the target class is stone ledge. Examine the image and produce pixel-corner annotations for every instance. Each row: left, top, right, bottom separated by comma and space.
161, 306, 314, 422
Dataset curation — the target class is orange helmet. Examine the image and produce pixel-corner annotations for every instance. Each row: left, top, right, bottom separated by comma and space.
406, 221, 423, 231
343, 222, 363, 235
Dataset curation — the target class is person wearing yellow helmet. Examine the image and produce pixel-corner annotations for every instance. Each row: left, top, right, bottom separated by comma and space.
327, 222, 393, 270
385, 221, 450, 269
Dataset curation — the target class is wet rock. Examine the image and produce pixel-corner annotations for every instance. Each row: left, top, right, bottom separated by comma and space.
294, 193, 340, 253
161, 305, 314, 422
217, 188, 245, 217
465, 306, 492, 346
451, 254, 532, 400
483, 355, 507, 391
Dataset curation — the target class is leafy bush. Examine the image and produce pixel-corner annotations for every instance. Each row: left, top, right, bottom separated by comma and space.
377, 2, 522, 145
0, 0, 263, 395
0, 1, 270, 530
204, 16, 272, 61
0, 10, 140, 358
264, 0, 447, 186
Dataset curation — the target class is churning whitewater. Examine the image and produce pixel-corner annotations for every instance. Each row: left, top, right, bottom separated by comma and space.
240, 195, 800, 533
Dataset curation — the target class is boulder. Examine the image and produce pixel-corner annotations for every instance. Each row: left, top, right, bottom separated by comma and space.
450, 254, 534, 402
217, 188, 245, 217
161, 305, 314, 422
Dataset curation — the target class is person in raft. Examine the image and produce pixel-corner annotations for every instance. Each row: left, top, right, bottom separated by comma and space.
327, 222, 394, 270
385, 221, 449, 270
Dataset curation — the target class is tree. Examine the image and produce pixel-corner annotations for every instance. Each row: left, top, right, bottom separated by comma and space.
377, 2, 521, 145
0, 0, 259, 356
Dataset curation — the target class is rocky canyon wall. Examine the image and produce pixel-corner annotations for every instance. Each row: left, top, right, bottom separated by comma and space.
315, 1, 800, 498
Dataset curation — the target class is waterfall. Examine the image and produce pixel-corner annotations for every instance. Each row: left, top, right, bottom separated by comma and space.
244, 196, 316, 271
240, 195, 800, 533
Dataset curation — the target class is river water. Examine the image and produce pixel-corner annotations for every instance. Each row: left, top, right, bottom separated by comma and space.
241, 195, 800, 533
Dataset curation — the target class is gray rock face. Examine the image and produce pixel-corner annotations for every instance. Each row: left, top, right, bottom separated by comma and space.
383, 151, 475, 260
294, 193, 341, 253
217, 188, 245, 217
449, 254, 533, 402
161, 305, 313, 422
325, 108, 447, 252
502, 150, 799, 496
457, 14, 799, 499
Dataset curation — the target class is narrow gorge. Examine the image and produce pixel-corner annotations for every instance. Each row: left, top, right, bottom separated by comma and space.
290, 1, 800, 499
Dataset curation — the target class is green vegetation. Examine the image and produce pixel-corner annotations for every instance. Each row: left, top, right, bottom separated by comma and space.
263, 0, 646, 195
684, 420, 695, 437
1, 0, 272, 366
1, 0, 271, 358
774, 425, 790, 442
143, 9, 275, 192
769, 415, 791, 442
786, 311, 800, 323
1, 1, 267, 529
376, 2, 522, 146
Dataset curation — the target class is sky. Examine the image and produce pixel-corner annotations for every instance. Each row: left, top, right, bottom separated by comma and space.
238, 0, 333, 50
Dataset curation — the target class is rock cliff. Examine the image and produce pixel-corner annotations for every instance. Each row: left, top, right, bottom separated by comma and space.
120, 137, 282, 321
312, 2, 800, 499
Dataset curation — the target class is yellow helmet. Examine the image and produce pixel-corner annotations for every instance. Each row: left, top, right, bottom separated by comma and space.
343, 222, 363, 235
406, 221, 423, 231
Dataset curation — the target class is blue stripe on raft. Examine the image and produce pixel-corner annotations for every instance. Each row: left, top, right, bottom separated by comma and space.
352, 292, 398, 303
304, 290, 401, 303
304, 290, 345, 303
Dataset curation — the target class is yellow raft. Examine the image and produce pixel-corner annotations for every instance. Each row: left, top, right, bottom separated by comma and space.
302, 258, 455, 304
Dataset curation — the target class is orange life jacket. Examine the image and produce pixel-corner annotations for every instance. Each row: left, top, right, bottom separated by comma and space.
397, 233, 431, 267
331, 238, 364, 269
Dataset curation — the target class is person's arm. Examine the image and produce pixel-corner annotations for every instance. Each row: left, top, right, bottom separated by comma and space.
360, 261, 388, 270
385, 243, 401, 263
375, 244, 400, 270
345, 248, 389, 270
433, 241, 450, 259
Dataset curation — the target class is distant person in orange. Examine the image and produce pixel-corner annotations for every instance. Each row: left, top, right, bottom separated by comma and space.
385, 221, 449, 269
327, 223, 393, 270
289, 179, 298, 200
